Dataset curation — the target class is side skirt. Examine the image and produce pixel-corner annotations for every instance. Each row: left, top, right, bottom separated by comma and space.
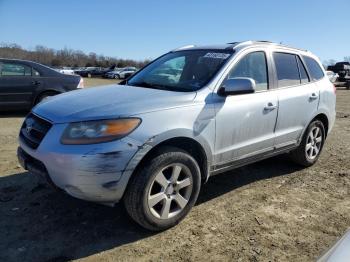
210, 144, 298, 176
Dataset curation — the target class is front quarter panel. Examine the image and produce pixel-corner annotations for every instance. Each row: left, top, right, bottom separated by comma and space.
130, 98, 215, 161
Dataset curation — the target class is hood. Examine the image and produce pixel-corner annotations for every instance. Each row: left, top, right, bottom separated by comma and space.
33, 84, 197, 123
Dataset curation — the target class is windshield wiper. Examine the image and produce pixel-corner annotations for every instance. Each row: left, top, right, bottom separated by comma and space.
128, 81, 170, 90
128, 81, 191, 92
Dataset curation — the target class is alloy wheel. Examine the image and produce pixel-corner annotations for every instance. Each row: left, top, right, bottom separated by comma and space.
147, 164, 193, 220
305, 126, 323, 160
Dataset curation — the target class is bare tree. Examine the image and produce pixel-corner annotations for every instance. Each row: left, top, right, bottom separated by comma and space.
0, 43, 150, 68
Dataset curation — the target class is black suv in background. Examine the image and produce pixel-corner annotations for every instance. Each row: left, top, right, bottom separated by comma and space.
0, 59, 84, 111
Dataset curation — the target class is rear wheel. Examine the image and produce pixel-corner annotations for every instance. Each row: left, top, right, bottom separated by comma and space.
123, 147, 201, 231
290, 120, 325, 166
35, 91, 58, 105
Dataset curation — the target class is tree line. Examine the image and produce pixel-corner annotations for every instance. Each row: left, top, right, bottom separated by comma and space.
0, 43, 151, 68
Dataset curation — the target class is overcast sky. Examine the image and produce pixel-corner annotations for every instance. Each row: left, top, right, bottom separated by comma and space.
0, 0, 348, 62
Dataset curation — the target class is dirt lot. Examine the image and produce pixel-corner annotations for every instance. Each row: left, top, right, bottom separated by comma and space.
0, 80, 349, 262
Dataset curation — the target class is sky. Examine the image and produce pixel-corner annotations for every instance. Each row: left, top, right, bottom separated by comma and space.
0, 0, 349, 62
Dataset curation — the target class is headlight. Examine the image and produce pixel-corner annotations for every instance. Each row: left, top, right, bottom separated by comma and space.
61, 118, 141, 145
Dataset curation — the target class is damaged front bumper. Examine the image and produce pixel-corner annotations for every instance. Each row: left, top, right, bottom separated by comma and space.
18, 122, 151, 205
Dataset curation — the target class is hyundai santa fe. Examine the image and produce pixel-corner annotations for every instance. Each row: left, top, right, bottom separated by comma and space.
17, 41, 336, 231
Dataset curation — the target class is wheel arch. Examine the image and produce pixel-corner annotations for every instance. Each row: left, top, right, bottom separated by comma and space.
312, 113, 329, 137
297, 112, 330, 146
33, 89, 61, 106
117, 135, 211, 202
136, 137, 210, 183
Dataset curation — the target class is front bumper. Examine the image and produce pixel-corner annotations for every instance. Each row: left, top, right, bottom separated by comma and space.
18, 122, 145, 204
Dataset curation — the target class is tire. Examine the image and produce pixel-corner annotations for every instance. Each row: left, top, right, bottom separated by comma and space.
114, 74, 119, 79
289, 120, 325, 167
35, 91, 58, 105
123, 146, 201, 231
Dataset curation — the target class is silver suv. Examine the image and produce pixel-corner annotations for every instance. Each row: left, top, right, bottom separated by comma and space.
17, 41, 336, 231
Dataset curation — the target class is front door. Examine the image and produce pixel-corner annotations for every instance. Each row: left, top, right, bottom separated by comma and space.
0, 62, 35, 109
214, 50, 278, 167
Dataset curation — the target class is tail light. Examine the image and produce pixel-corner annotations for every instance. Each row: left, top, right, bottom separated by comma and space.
77, 77, 84, 89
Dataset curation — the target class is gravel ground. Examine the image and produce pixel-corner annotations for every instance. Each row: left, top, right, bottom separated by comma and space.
0, 82, 349, 262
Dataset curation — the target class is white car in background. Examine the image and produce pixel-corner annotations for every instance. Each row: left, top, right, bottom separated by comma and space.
55, 67, 75, 75
326, 71, 338, 83
115, 67, 137, 79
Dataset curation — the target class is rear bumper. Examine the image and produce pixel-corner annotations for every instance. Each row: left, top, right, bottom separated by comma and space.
17, 123, 146, 204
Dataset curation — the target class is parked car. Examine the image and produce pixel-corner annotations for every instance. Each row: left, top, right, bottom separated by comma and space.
76, 66, 116, 78
0, 58, 84, 110
327, 62, 350, 82
17, 41, 336, 231
326, 71, 338, 83
75, 67, 104, 78
53, 67, 75, 75
103, 68, 123, 79
114, 67, 137, 79
73, 67, 86, 74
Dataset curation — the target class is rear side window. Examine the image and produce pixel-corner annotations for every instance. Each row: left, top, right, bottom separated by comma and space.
303, 56, 324, 81
296, 56, 309, 84
1, 63, 32, 76
227, 51, 268, 91
273, 53, 300, 87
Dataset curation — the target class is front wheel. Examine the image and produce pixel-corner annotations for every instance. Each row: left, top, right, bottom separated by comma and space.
123, 147, 201, 231
290, 120, 325, 167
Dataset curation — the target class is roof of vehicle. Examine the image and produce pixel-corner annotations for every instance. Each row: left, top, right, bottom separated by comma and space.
0, 58, 79, 77
172, 40, 313, 56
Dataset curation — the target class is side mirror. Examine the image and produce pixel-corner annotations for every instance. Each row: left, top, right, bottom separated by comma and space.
219, 77, 256, 96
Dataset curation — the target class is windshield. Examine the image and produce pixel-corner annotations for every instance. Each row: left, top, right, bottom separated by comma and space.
127, 49, 233, 92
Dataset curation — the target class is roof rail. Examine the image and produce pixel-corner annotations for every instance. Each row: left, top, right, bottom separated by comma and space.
171, 45, 195, 52
229, 40, 308, 52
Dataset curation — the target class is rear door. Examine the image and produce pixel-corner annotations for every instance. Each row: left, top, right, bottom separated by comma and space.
0, 62, 36, 109
272, 52, 320, 148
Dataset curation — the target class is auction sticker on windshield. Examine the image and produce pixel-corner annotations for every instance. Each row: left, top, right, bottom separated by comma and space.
203, 53, 231, 59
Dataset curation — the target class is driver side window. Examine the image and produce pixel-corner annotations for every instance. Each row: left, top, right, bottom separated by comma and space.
227, 51, 268, 91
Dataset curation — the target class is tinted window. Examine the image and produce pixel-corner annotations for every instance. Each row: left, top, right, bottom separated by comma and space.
227, 51, 268, 91
303, 56, 324, 81
1, 63, 32, 76
296, 56, 309, 84
273, 53, 300, 87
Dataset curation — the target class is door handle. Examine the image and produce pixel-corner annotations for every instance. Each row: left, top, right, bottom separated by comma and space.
264, 102, 277, 111
32, 80, 40, 86
309, 93, 318, 100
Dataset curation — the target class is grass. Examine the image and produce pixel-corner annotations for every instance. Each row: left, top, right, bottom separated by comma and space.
83, 77, 121, 88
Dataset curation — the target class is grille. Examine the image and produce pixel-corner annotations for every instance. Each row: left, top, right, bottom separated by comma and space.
20, 113, 52, 149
